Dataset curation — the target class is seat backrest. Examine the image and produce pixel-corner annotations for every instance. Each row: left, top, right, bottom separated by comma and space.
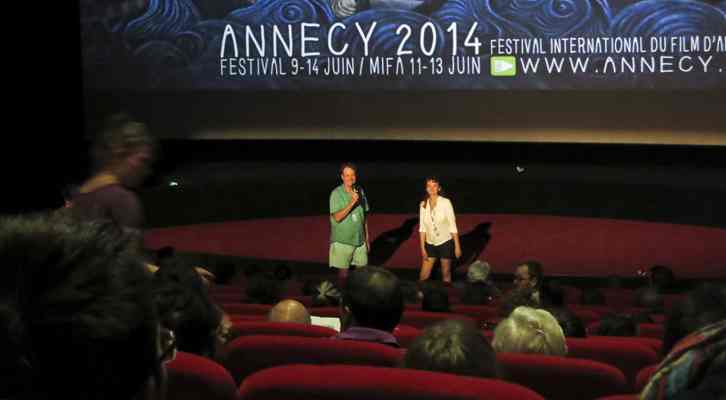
566, 337, 658, 390
450, 305, 499, 324
636, 364, 658, 392
230, 321, 337, 339
167, 352, 238, 400
392, 324, 421, 348
570, 308, 603, 325
239, 364, 545, 400
211, 294, 244, 303
400, 311, 476, 329
222, 335, 403, 383
587, 335, 662, 356
221, 303, 272, 315
601, 289, 636, 312
497, 352, 628, 400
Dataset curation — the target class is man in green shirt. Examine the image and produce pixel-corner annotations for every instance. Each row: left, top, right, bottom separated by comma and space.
330, 162, 370, 285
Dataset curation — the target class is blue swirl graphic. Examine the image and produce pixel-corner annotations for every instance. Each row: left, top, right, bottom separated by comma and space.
432, 0, 533, 55
333, 9, 445, 57
488, 0, 612, 37
611, 0, 726, 36
227, 0, 335, 26
125, 0, 201, 44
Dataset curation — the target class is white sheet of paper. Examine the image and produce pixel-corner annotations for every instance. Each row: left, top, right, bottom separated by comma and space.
311, 316, 341, 332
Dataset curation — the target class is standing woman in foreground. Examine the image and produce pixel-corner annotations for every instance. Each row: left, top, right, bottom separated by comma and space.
419, 177, 461, 284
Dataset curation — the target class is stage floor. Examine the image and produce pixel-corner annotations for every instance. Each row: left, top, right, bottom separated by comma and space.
145, 214, 726, 278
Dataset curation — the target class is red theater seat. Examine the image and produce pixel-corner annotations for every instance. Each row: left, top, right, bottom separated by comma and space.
601, 289, 637, 312
570, 305, 616, 318
497, 352, 628, 400
450, 305, 499, 324
230, 315, 265, 323
587, 335, 663, 355
230, 321, 337, 339
566, 337, 658, 390
221, 303, 272, 316
570, 308, 602, 325
239, 364, 545, 400
638, 323, 664, 339
211, 294, 245, 303
166, 352, 238, 400
400, 311, 476, 329
222, 335, 403, 383
636, 364, 658, 392
392, 324, 421, 348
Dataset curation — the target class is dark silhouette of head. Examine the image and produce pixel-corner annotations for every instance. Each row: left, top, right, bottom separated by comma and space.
548, 307, 587, 338
649, 265, 675, 291
245, 275, 281, 305
422, 284, 450, 313
0, 214, 161, 400
153, 283, 220, 358
341, 266, 404, 332
663, 283, 726, 354
403, 319, 499, 379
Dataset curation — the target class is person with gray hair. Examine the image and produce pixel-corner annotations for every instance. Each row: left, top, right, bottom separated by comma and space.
492, 306, 568, 356
462, 260, 501, 305
268, 300, 312, 325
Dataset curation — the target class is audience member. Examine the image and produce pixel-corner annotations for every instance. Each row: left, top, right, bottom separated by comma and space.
596, 314, 638, 337
498, 286, 539, 317
642, 284, 726, 400
421, 283, 450, 312
0, 215, 164, 400
273, 263, 293, 281
338, 266, 404, 347
245, 274, 281, 304
662, 283, 726, 354
72, 113, 155, 232
268, 299, 312, 325
461, 261, 501, 305
403, 319, 500, 379
548, 307, 587, 338
649, 265, 676, 292
512, 260, 545, 305
492, 306, 567, 356
400, 280, 422, 305
154, 282, 221, 359
312, 280, 341, 307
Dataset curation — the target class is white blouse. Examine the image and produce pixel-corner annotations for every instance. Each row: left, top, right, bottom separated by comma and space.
419, 196, 458, 246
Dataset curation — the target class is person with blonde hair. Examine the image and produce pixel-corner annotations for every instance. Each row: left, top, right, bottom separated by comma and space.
492, 306, 567, 356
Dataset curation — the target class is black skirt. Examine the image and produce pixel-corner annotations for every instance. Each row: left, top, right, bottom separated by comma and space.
425, 239, 455, 260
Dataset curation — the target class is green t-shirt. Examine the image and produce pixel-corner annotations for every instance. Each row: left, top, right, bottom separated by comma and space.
329, 184, 370, 246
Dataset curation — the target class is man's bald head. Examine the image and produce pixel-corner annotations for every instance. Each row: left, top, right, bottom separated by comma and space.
268, 300, 311, 325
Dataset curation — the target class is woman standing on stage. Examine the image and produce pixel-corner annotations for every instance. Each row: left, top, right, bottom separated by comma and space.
419, 177, 461, 284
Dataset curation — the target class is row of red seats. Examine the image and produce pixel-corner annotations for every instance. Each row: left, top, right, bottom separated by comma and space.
169, 337, 660, 400
227, 322, 659, 391
210, 285, 685, 313
222, 303, 666, 339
